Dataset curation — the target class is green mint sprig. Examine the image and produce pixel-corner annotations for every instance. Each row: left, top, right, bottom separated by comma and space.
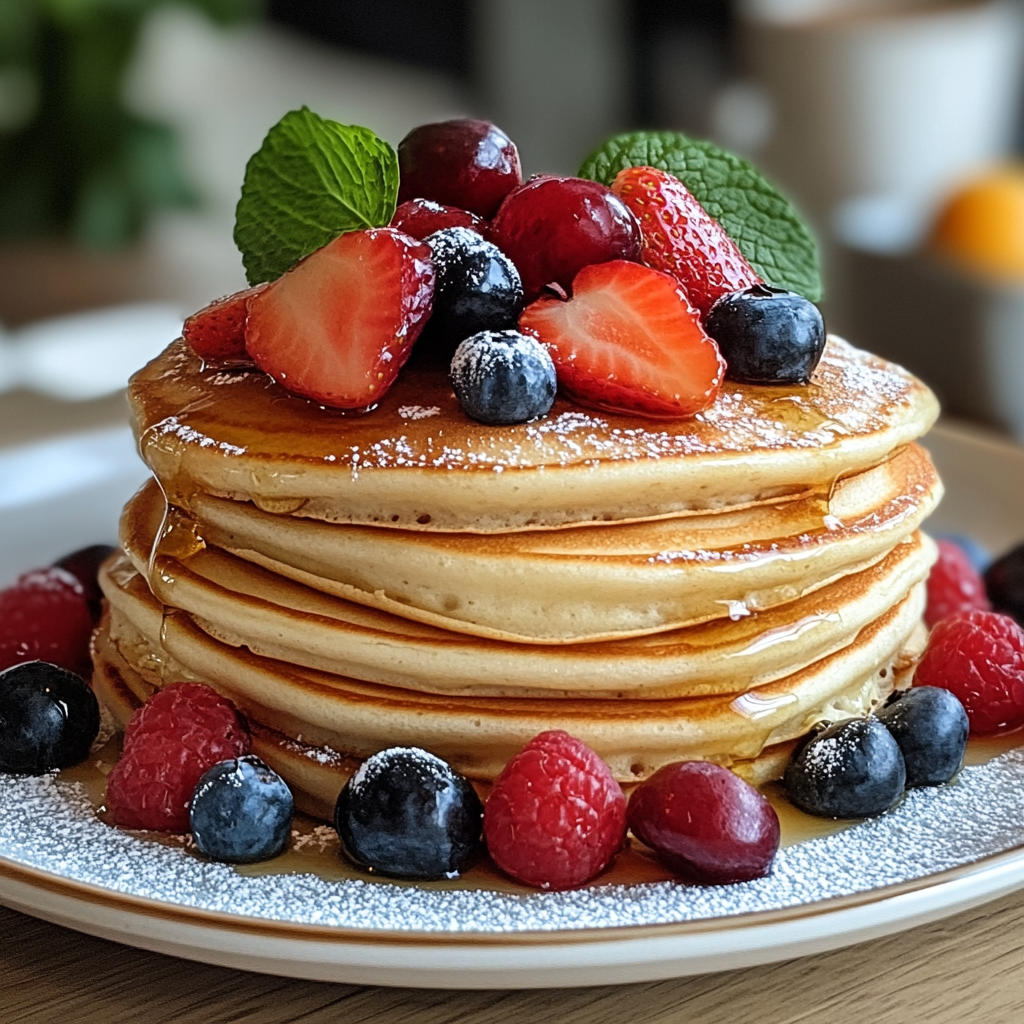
579, 131, 822, 302
234, 107, 398, 285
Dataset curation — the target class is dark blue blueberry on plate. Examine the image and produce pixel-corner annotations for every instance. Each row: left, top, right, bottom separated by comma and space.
876, 686, 969, 787
450, 328, 556, 425
705, 284, 826, 385
335, 746, 483, 880
784, 717, 906, 818
421, 226, 523, 361
0, 660, 100, 775
984, 541, 1024, 626
190, 755, 294, 863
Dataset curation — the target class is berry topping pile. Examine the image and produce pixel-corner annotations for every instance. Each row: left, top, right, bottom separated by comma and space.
335, 746, 483, 880
105, 682, 251, 832
705, 285, 826, 386
520, 261, 724, 419
180, 109, 827, 421
422, 226, 523, 361
925, 538, 992, 627
914, 610, 1024, 735
0, 661, 100, 775
489, 175, 642, 302
397, 118, 522, 218
450, 330, 556, 425
190, 755, 294, 864
245, 228, 435, 409
627, 761, 780, 884
483, 730, 626, 889
390, 198, 487, 240
610, 165, 761, 318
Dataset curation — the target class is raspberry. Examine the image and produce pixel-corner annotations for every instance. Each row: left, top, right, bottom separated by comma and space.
925, 538, 991, 627
914, 611, 1024, 734
0, 567, 93, 677
106, 683, 251, 831
483, 730, 626, 889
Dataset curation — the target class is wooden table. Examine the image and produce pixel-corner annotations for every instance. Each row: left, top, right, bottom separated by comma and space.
5, 890, 1024, 1022
4, 397, 1024, 1021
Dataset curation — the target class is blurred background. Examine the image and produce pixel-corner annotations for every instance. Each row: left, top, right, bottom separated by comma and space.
3, 0, 1024, 447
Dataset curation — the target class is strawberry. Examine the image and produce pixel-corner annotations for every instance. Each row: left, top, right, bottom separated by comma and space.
245, 229, 435, 410
519, 260, 725, 419
611, 166, 761, 318
182, 284, 267, 363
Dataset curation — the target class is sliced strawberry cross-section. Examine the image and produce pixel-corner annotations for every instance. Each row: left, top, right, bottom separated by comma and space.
245, 228, 435, 410
611, 165, 761, 319
183, 284, 267, 364
520, 260, 725, 420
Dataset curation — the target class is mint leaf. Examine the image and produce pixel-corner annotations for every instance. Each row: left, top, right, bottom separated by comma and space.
579, 131, 821, 302
234, 107, 398, 284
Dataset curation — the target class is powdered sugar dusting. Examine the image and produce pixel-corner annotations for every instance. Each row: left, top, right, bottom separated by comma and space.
4, 747, 1024, 931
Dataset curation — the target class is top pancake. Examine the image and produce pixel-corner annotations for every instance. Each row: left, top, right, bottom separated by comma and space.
130, 335, 939, 532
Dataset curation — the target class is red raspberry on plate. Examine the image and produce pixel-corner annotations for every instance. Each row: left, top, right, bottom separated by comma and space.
0, 567, 93, 676
182, 284, 267, 364
914, 610, 1024, 734
610, 166, 761, 319
106, 682, 251, 831
483, 730, 626, 889
925, 538, 992, 627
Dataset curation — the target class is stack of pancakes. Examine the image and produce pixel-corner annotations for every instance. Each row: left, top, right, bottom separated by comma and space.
93, 336, 941, 820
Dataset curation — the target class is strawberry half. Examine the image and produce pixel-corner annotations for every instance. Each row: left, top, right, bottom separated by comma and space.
520, 260, 725, 419
611, 166, 761, 318
245, 228, 435, 410
183, 284, 267, 363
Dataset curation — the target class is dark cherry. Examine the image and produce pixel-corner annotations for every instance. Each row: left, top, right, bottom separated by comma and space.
489, 175, 643, 302
54, 544, 116, 622
390, 199, 487, 241
985, 542, 1024, 627
627, 761, 780, 884
397, 120, 522, 219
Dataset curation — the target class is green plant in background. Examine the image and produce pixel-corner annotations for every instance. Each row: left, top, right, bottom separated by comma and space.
0, 0, 255, 249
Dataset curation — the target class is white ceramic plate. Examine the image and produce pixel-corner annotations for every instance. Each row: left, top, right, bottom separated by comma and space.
1, 420, 1024, 990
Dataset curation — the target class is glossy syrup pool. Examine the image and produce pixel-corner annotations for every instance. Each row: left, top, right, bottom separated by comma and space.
56, 727, 1024, 896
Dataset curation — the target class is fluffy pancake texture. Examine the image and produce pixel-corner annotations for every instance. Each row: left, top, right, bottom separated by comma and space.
89, 332, 943, 819
131, 335, 938, 532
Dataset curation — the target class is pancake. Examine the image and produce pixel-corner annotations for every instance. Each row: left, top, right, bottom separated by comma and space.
121, 482, 937, 697
165, 442, 940, 642
130, 335, 939, 532
90, 628, 799, 820
98, 558, 925, 785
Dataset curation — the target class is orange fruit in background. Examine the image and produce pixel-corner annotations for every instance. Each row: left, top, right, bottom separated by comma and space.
930, 165, 1024, 280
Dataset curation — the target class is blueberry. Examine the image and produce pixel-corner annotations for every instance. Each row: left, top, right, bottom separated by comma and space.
705, 285, 826, 385
985, 541, 1024, 626
189, 755, 294, 863
0, 661, 100, 774
335, 746, 483, 880
54, 544, 116, 622
450, 329, 556, 425
876, 686, 968, 787
420, 226, 523, 361
784, 718, 906, 818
